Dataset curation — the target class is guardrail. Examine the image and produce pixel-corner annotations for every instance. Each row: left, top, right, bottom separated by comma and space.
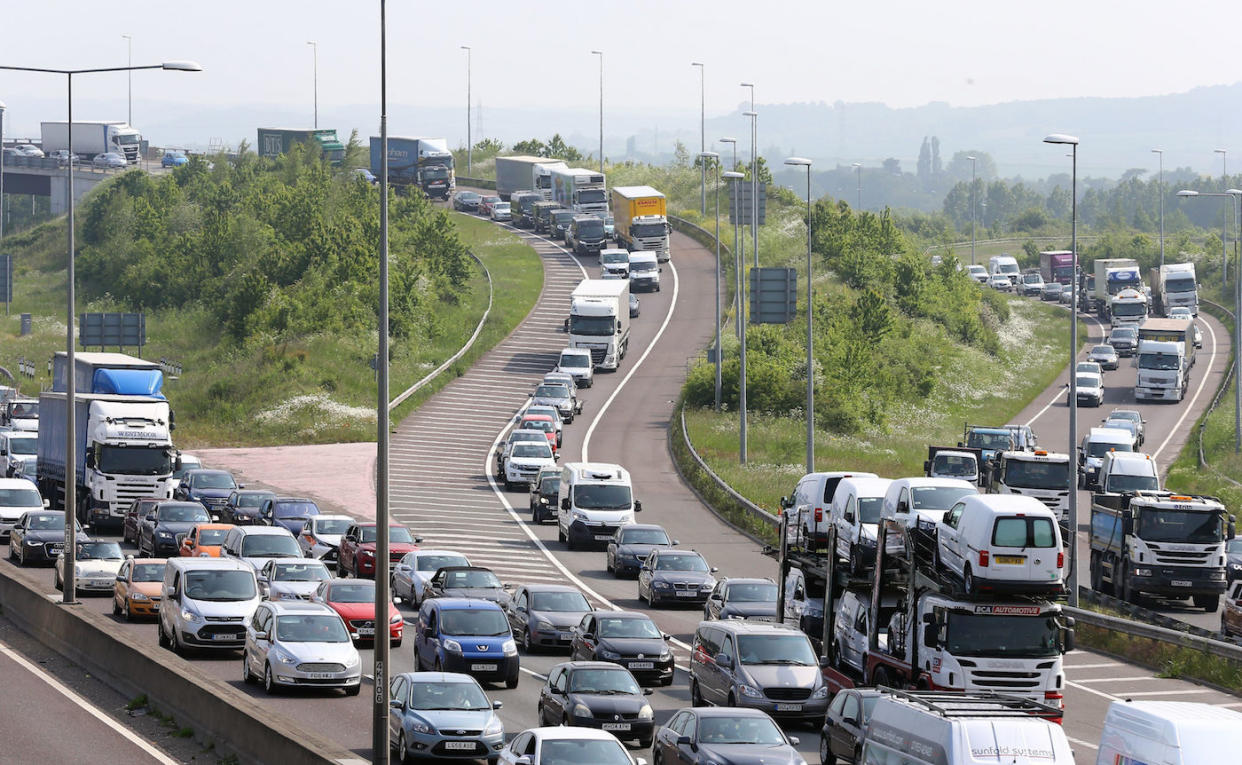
678, 405, 777, 529
919, 234, 1104, 256
1067, 599, 1242, 662
2, 155, 132, 173
388, 249, 493, 411
456, 176, 496, 190
1196, 298, 1239, 481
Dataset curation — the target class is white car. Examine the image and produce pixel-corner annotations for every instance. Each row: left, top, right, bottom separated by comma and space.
555, 347, 594, 389
503, 440, 557, 491
936, 494, 1064, 597
496, 727, 646, 765
967, 264, 989, 284
54, 540, 125, 594
1168, 307, 1192, 320
0, 478, 46, 542
258, 559, 331, 600
243, 600, 362, 695
0, 430, 37, 478
988, 275, 1012, 291
296, 513, 354, 562
600, 248, 630, 279
392, 549, 471, 605
1073, 371, 1104, 407
491, 202, 512, 222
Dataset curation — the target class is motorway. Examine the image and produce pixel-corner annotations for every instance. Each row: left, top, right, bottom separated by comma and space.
1, 210, 1239, 764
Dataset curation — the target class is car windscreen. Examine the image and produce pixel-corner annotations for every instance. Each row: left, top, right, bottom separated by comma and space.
409, 680, 490, 710
569, 668, 640, 695
315, 518, 352, 535
235, 492, 272, 508
967, 432, 1011, 450
654, 554, 708, 572
239, 534, 301, 558
520, 420, 554, 433
534, 385, 569, 399
184, 570, 256, 601
511, 444, 552, 459
631, 222, 666, 239
77, 542, 123, 560
574, 219, 605, 237
910, 486, 976, 510
933, 455, 976, 477
630, 260, 657, 272
274, 614, 349, 643
196, 528, 229, 546
1136, 509, 1224, 544
1106, 473, 1159, 492
538, 740, 631, 765
0, 487, 42, 507
274, 501, 319, 518
992, 517, 1057, 548
737, 634, 817, 666
858, 497, 884, 524
698, 715, 786, 745
190, 472, 236, 489
597, 616, 660, 639
1165, 277, 1196, 293
620, 528, 669, 546
9, 402, 37, 418
328, 582, 373, 603
359, 526, 413, 544
601, 252, 628, 264
158, 505, 210, 523
415, 554, 469, 572
6, 436, 35, 455
29, 514, 66, 530
439, 608, 510, 636
1075, 375, 1099, 389
572, 484, 632, 510
559, 354, 591, 368
531, 591, 590, 612
273, 562, 329, 581
445, 569, 501, 589
132, 563, 165, 582
1002, 460, 1070, 490
726, 582, 778, 602
1087, 439, 1131, 457
569, 315, 614, 335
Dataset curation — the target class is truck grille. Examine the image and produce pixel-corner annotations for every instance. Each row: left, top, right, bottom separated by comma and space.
1148, 544, 1212, 565
116, 481, 165, 506
968, 670, 1042, 690
588, 348, 606, 364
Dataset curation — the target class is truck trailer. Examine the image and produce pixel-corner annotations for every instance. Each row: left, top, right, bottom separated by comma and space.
369, 136, 455, 198
1038, 250, 1074, 285
567, 279, 630, 371
610, 186, 671, 262
550, 166, 608, 214
1149, 262, 1199, 317
256, 128, 345, 164
493, 156, 567, 201
52, 352, 164, 399
40, 121, 142, 163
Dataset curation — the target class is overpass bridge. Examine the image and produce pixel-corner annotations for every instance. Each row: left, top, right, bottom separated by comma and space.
2, 156, 127, 214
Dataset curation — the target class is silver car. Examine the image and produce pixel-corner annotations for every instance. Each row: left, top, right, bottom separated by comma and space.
388, 672, 505, 762
392, 549, 471, 605
259, 559, 331, 600
297, 513, 354, 564
243, 600, 362, 695
530, 383, 581, 423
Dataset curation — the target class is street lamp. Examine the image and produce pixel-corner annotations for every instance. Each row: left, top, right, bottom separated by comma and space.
693, 62, 705, 215
786, 157, 815, 473
701, 151, 721, 411
375, 1, 393, 760
1043, 132, 1079, 608
1152, 149, 1165, 268
592, 50, 604, 173
461, 46, 472, 173
740, 88, 758, 268
968, 156, 977, 266
0, 58, 202, 608
723, 171, 746, 462
720, 137, 740, 339
306, 41, 318, 129
0, 100, 6, 246
121, 35, 132, 125
852, 162, 862, 212
1177, 188, 1233, 295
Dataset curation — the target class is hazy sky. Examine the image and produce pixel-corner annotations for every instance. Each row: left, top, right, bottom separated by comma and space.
3, 0, 1241, 155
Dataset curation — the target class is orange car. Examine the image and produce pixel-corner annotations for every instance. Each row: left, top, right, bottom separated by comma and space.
518, 414, 558, 453
178, 522, 235, 558
112, 558, 167, 620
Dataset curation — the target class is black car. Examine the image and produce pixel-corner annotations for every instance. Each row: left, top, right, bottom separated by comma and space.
424, 565, 512, 607
703, 577, 779, 621
139, 501, 211, 558
221, 489, 276, 525
638, 548, 718, 606
452, 191, 481, 212
606, 524, 677, 578
550, 209, 576, 241
820, 688, 882, 764
260, 496, 320, 535
529, 470, 560, 524
1228, 537, 1242, 582
8, 511, 87, 565
505, 584, 591, 652
537, 662, 655, 747
173, 469, 240, 513
570, 610, 674, 687
655, 707, 803, 765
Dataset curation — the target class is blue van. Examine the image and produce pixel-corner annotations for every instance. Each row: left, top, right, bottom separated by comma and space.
415, 598, 520, 688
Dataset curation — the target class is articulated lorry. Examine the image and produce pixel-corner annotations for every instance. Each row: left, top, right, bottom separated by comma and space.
369, 136, 455, 199
550, 166, 608, 214
1038, 250, 1074, 285
494, 156, 567, 201
37, 392, 177, 528
610, 186, 671, 262
257, 128, 346, 164
1090, 491, 1232, 610
52, 352, 164, 399
41, 121, 142, 163
567, 280, 630, 371
1086, 258, 1142, 316
1149, 262, 1199, 317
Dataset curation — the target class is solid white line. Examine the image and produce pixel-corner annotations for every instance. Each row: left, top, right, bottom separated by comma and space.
1066, 736, 1099, 751
1152, 316, 1219, 460
1074, 676, 1158, 683
1066, 681, 1120, 701
1121, 689, 1218, 697
0, 640, 179, 765
582, 259, 681, 462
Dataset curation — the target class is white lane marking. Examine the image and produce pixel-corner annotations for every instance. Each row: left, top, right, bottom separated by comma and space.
1152, 316, 1218, 460
1064, 662, 1122, 670
1217, 702, 1242, 708
582, 259, 681, 462
1025, 310, 1107, 429
1066, 681, 1120, 701
1121, 688, 1218, 697
1073, 676, 1161, 683
1067, 737, 1099, 751
0, 639, 179, 765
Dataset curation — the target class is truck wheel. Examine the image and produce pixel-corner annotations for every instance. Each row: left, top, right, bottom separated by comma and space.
1089, 552, 1102, 592
1194, 594, 1220, 612
1120, 562, 1137, 604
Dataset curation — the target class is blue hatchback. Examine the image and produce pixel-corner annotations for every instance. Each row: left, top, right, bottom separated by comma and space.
415, 598, 520, 689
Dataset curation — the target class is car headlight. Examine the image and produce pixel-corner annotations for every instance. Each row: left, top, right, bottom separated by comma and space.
638, 704, 653, 720
739, 684, 764, 698
813, 685, 829, 699
181, 608, 201, 624
659, 650, 672, 661
275, 649, 297, 665
534, 619, 555, 632
653, 580, 671, 589
700, 582, 714, 590
390, 613, 403, 625
572, 703, 592, 718
24, 538, 38, 546
502, 639, 517, 656
599, 649, 620, 660
360, 550, 375, 559
443, 639, 462, 653
157, 531, 174, 539
571, 511, 588, 523
406, 719, 434, 735
130, 592, 149, 601
484, 716, 504, 735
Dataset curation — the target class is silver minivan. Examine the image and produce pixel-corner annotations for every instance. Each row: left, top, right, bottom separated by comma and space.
688, 620, 828, 723
158, 557, 261, 654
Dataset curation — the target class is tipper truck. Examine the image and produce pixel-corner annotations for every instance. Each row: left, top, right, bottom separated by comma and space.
257, 128, 346, 163
1150, 262, 1199, 316
567, 279, 630, 371
369, 136, 455, 198
40, 121, 142, 163
1134, 318, 1194, 402
550, 166, 608, 214
1090, 491, 1233, 610
1088, 258, 1142, 316
494, 156, 567, 201
1038, 250, 1074, 285
37, 392, 177, 528
52, 352, 164, 399
610, 186, 671, 262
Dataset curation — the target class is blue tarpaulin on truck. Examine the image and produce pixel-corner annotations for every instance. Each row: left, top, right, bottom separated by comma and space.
93, 368, 164, 399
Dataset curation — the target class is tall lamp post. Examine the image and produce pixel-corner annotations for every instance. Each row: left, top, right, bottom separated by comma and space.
700, 151, 721, 410
739, 110, 758, 463
852, 162, 862, 212
1152, 148, 1165, 268
786, 157, 815, 472
968, 155, 977, 265
741, 90, 758, 268
723, 171, 746, 459
122, 35, 132, 125
592, 50, 604, 173
306, 41, 318, 129
1217, 149, 1229, 286
1043, 132, 1079, 607
0, 59, 201, 608
720, 137, 740, 338
375, 1, 393, 760
0, 100, 6, 245
461, 46, 472, 173
693, 62, 705, 215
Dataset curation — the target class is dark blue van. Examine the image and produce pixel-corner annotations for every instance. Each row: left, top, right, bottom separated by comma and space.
415, 598, 520, 689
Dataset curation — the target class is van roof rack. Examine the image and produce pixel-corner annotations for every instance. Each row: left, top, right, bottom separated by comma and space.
877, 687, 1062, 720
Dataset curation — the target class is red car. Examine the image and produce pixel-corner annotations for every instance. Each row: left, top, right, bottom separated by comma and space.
518, 414, 558, 453
311, 578, 403, 645
337, 522, 421, 579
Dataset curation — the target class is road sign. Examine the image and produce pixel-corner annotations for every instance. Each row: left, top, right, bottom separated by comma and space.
728, 182, 767, 226
749, 268, 797, 324
79, 312, 146, 349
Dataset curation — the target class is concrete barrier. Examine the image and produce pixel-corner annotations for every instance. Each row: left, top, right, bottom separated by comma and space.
0, 564, 364, 765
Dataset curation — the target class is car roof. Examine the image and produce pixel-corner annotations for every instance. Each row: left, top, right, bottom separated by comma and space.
233, 525, 294, 536
721, 577, 774, 586
185, 468, 230, 476
397, 671, 482, 684
434, 598, 504, 611
1089, 427, 1133, 441
156, 500, 208, 510
166, 556, 254, 572
436, 565, 492, 574
313, 514, 355, 521
620, 523, 667, 533
690, 705, 783, 719
960, 493, 1055, 517
232, 489, 273, 495
590, 609, 650, 620
527, 726, 625, 741
706, 619, 804, 636
522, 583, 583, 593
0, 477, 37, 489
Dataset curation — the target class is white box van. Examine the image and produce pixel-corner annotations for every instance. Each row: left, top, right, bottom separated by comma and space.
863, 689, 1073, 764
936, 495, 1064, 597
780, 471, 877, 548
831, 476, 893, 573
557, 462, 640, 550
158, 557, 260, 654
1096, 700, 1242, 765
989, 254, 1021, 285
832, 589, 896, 675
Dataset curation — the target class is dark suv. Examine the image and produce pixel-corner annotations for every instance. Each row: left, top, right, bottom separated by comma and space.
529, 469, 560, 524
567, 215, 607, 255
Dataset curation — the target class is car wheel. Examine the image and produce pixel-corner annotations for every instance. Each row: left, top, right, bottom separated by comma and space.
170, 627, 186, 657
853, 744, 862, 764
264, 663, 277, 695
871, 665, 892, 689
519, 627, 531, 653
54, 569, 62, 591
158, 620, 170, 648
112, 596, 121, 617
398, 733, 412, 764
819, 733, 831, 765
606, 553, 614, 574
392, 638, 402, 648
690, 678, 704, 706
558, 524, 567, 543
126, 602, 137, 622
506, 672, 519, 690
345, 683, 360, 696
243, 653, 256, 685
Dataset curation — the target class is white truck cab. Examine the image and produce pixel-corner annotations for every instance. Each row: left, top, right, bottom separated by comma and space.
988, 449, 1072, 523
988, 255, 1020, 285
1097, 452, 1159, 494
557, 462, 640, 550
1135, 339, 1188, 402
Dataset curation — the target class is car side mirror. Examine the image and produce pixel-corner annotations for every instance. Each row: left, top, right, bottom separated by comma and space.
634, 500, 642, 512
561, 498, 570, 510
818, 655, 831, 668
515, 757, 534, 765
710, 567, 719, 573
186, 540, 195, 549
716, 655, 733, 669
671, 540, 680, 546
253, 631, 268, 641
389, 699, 403, 709
923, 624, 938, 648
896, 501, 909, 515
115, 574, 125, 581
1229, 519, 1236, 541
581, 632, 594, 641
528, 393, 534, 398
1063, 627, 1076, 652
922, 460, 930, 473
844, 511, 854, 523
516, 605, 527, 613
43, 499, 50, 508
85, 452, 95, 469
642, 687, 654, 696
789, 737, 800, 747
492, 700, 503, 709
677, 735, 694, 748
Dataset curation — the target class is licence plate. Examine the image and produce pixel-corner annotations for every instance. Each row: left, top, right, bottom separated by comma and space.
49, 544, 64, 553
309, 672, 334, 679
1172, 580, 1193, 587
594, 534, 612, 541
775, 703, 803, 712
629, 661, 654, 670
471, 663, 497, 672
602, 723, 631, 731
211, 634, 234, 641
358, 627, 375, 636
676, 591, 697, 597
444, 742, 475, 751
995, 555, 1025, 565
